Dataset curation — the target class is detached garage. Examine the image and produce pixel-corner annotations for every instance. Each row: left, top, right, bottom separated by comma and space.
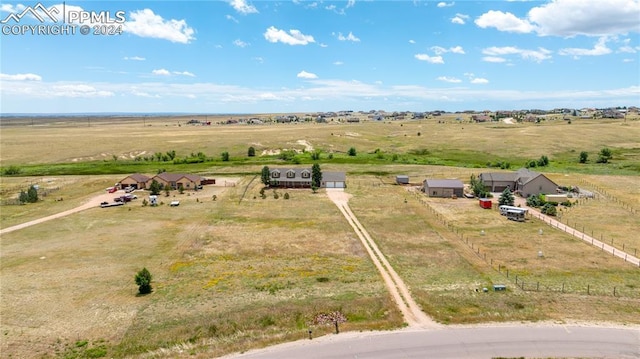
423, 179, 464, 198
322, 172, 347, 188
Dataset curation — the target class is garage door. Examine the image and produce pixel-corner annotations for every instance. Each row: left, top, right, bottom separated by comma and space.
326, 182, 336, 188
334, 182, 345, 188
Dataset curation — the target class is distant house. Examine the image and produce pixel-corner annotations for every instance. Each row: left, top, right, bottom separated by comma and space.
149, 172, 202, 190
478, 168, 558, 198
119, 173, 151, 189
396, 175, 409, 185
269, 168, 346, 188
422, 179, 464, 198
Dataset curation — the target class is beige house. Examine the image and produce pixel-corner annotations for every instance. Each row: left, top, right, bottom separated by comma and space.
422, 179, 464, 198
119, 174, 151, 189
148, 172, 202, 190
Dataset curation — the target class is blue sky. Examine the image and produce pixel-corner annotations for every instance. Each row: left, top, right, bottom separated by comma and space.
1, 0, 639, 114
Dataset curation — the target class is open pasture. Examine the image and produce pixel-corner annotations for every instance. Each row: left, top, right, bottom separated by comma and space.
1, 115, 639, 358
1, 115, 639, 175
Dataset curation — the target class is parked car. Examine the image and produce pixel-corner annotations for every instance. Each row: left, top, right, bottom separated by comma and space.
124, 186, 135, 193
170, 201, 180, 207
107, 187, 117, 193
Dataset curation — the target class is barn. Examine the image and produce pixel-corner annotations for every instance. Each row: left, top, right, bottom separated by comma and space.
423, 179, 464, 198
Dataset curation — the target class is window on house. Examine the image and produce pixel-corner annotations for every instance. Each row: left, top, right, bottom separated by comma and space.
287, 170, 295, 178
272, 171, 280, 178
433, 191, 437, 195
301, 171, 310, 178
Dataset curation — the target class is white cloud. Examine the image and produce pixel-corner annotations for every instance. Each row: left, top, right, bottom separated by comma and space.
233, 39, 249, 47
123, 56, 145, 61
437, 76, 462, 83
253, 57, 264, 63
346, 0, 356, 8
229, 0, 258, 14
437, 2, 454, 8
558, 37, 612, 57
51, 84, 114, 98
415, 54, 444, 64
333, 61, 344, 65
319, 43, 328, 48
173, 71, 195, 77
297, 70, 318, 79
471, 78, 489, 84
125, 9, 195, 44
482, 56, 507, 63
528, 0, 640, 37
337, 32, 360, 42
431, 46, 465, 55
409, 39, 416, 44
482, 46, 552, 62
0, 73, 42, 81
225, 14, 238, 23
477, 0, 640, 37
475, 10, 537, 33
622, 58, 635, 62
264, 26, 315, 45
152, 69, 171, 76
451, 13, 469, 25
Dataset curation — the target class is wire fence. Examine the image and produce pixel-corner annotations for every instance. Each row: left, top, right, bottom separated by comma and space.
408, 189, 640, 299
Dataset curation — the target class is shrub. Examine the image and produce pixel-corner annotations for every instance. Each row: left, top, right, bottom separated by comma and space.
221, 151, 230, 161
2, 165, 21, 175
248, 146, 256, 157
347, 147, 357, 156
134, 268, 153, 294
579, 151, 588, 163
284, 192, 290, 199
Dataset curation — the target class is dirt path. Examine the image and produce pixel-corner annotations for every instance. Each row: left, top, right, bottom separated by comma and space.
326, 189, 439, 329
527, 206, 640, 267
0, 191, 117, 235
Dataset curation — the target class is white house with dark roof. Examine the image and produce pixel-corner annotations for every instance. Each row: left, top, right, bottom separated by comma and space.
479, 168, 558, 197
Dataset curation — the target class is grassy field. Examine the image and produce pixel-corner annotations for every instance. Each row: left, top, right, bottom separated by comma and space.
1, 115, 639, 358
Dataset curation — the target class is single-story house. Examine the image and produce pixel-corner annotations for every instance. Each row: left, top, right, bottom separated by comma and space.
478, 168, 558, 198
148, 172, 202, 190
269, 168, 346, 188
119, 173, 151, 189
423, 179, 464, 198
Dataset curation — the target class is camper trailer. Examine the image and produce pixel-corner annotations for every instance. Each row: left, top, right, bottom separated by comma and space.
499, 205, 528, 222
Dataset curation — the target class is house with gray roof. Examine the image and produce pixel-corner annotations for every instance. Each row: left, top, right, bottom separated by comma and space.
269, 168, 346, 188
479, 168, 558, 197
423, 179, 464, 198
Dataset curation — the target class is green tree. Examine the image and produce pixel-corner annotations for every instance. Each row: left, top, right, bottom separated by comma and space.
536, 155, 549, 167
347, 147, 357, 156
248, 146, 256, 157
149, 180, 162, 195
178, 184, 184, 194
18, 190, 29, 204
27, 185, 38, 203
541, 203, 557, 216
221, 151, 230, 162
261, 166, 271, 186
597, 147, 612, 163
312, 163, 322, 189
470, 174, 488, 198
579, 151, 588, 163
134, 267, 153, 294
310, 151, 321, 160
3, 165, 21, 175
498, 187, 515, 206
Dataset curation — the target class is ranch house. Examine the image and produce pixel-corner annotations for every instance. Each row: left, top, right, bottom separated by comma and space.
269, 168, 346, 188
478, 168, 558, 197
119, 173, 151, 189
148, 172, 203, 190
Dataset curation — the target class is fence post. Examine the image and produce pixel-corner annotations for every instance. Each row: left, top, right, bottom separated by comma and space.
506, 270, 509, 278
562, 283, 565, 293
613, 287, 617, 297
536, 282, 539, 291
587, 284, 590, 295
515, 275, 518, 284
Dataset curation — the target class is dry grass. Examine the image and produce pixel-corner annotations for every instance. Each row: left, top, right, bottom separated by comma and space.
1, 116, 639, 358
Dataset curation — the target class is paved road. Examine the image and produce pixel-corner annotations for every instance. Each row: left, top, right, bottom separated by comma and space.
224, 324, 640, 359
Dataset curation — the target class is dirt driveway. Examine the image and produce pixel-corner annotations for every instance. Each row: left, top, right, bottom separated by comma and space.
326, 188, 439, 329
0, 191, 120, 235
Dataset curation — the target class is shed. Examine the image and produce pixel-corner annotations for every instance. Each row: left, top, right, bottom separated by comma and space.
423, 179, 464, 198
479, 198, 492, 209
396, 175, 409, 185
